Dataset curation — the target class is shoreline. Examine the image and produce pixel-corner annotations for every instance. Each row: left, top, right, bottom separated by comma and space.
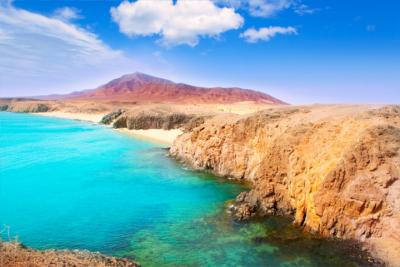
35, 111, 182, 146
0, 241, 139, 267
36, 111, 104, 123
2, 108, 389, 266
116, 128, 182, 146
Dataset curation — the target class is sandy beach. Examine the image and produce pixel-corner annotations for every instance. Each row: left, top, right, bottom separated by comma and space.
36, 111, 182, 146
36, 111, 105, 123
116, 128, 183, 146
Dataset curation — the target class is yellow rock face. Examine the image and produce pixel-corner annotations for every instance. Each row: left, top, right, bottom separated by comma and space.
170, 105, 400, 266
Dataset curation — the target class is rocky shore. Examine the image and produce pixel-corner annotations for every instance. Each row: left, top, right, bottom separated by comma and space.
3, 99, 400, 265
0, 100, 53, 113
170, 104, 400, 266
101, 109, 208, 131
0, 242, 139, 267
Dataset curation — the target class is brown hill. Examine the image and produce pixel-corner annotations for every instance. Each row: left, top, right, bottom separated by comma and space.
68, 72, 286, 104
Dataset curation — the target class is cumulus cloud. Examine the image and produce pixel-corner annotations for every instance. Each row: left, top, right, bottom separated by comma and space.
110, 0, 244, 47
0, 2, 134, 96
53, 7, 82, 21
240, 26, 297, 43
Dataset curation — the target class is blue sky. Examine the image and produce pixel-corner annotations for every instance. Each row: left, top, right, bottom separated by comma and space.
0, 0, 399, 104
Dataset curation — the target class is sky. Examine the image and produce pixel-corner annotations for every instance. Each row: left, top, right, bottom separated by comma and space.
0, 0, 399, 104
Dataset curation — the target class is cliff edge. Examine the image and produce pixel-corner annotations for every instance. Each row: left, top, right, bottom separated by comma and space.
170, 105, 400, 266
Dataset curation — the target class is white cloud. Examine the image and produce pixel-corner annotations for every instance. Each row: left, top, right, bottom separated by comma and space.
240, 26, 297, 43
0, 28, 12, 43
215, 0, 316, 17
214, 0, 293, 17
110, 0, 244, 47
53, 7, 82, 21
248, 0, 292, 17
0, 2, 135, 96
293, 3, 315, 15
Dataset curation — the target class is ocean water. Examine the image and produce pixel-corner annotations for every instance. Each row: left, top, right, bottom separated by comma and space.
0, 112, 374, 267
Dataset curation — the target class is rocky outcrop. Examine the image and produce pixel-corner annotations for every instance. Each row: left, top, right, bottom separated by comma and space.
0, 242, 139, 267
0, 100, 53, 113
101, 109, 210, 131
101, 109, 125, 125
170, 105, 400, 266
123, 112, 194, 130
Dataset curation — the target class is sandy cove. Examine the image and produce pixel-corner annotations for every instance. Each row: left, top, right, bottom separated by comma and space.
32, 102, 272, 145
36, 111, 182, 146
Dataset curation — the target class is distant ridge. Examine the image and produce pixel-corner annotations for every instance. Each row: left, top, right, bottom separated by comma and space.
55, 72, 287, 104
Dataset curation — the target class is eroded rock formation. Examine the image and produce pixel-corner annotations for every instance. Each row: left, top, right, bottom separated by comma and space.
1, 100, 53, 113
0, 242, 139, 267
170, 105, 400, 266
101, 109, 211, 131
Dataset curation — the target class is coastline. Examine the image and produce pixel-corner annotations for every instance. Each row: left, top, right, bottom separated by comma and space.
170, 104, 400, 267
116, 128, 182, 146
36, 111, 105, 123
0, 241, 139, 267
2, 107, 391, 266
35, 111, 182, 146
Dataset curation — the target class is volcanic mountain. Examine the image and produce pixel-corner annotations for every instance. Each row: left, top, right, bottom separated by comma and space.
68, 72, 286, 104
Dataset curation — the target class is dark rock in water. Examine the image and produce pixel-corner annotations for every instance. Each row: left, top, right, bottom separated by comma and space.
101, 109, 125, 125
0, 241, 140, 267
234, 203, 258, 221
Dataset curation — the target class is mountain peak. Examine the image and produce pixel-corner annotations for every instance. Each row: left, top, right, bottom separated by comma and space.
67, 72, 286, 104
115, 72, 173, 85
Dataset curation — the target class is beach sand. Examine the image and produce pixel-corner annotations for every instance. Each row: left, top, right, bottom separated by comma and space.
36, 111, 182, 146
36, 111, 105, 123
116, 128, 183, 146
33, 102, 282, 146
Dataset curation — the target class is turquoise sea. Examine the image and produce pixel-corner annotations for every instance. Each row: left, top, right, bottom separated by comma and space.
0, 112, 375, 266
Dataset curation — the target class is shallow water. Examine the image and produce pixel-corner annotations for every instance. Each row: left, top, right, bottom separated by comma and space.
0, 112, 374, 266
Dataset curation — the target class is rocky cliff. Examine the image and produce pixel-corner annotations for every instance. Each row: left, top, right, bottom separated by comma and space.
0, 242, 139, 267
0, 100, 53, 113
170, 105, 400, 266
101, 108, 211, 131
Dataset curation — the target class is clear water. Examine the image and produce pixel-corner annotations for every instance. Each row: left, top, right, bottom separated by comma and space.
0, 112, 374, 267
